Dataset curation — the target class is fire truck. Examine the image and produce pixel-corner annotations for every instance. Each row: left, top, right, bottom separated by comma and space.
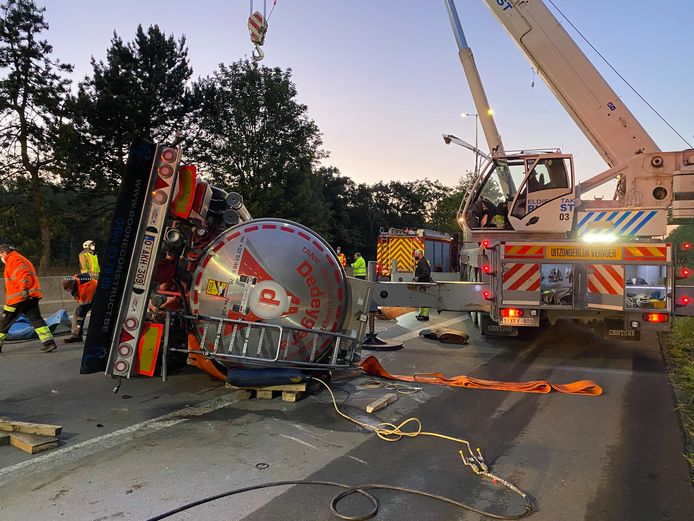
376, 228, 457, 281
81, 0, 693, 381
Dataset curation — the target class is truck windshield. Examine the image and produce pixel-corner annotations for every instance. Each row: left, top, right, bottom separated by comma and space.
478, 159, 526, 205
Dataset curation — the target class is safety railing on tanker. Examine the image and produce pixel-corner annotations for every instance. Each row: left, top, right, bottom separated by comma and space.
167, 313, 360, 370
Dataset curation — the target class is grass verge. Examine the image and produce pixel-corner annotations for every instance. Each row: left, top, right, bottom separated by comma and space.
662, 317, 694, 480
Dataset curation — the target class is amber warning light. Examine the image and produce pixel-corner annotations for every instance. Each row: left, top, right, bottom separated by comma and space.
500, 308, 523, 318
643, 313, 668, 323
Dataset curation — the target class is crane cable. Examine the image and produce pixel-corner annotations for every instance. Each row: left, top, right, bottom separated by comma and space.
546, 0, 693, 149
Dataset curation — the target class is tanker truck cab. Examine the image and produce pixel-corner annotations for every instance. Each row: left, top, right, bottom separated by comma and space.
464, 152, 575, 236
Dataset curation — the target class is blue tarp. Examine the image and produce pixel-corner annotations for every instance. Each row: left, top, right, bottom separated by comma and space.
6, 309, 72, 341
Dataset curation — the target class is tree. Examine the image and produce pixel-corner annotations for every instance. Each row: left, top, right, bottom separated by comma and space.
192, 60, 330, 231
61, 24, 195, 193
430, 172, 476, 235
0, 0, 72, 271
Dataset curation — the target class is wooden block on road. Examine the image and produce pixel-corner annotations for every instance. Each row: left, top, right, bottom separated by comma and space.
0, 418, 63, 437
9, 432, 58, 454
366, 393, 398, 413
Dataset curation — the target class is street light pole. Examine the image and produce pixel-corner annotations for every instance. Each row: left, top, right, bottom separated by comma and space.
461, 112, 479, 175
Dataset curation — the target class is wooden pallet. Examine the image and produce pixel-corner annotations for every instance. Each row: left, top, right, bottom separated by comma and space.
225, 382, 310, 403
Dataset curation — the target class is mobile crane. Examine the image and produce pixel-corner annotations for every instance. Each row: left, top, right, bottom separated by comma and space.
81, 0, 694, 381
438, 0, 694, 337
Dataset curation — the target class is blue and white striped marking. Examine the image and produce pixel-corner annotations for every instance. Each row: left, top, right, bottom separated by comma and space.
576, 210, 665, 237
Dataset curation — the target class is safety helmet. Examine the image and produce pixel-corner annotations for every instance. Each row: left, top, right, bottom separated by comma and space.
83, 240, 95, 250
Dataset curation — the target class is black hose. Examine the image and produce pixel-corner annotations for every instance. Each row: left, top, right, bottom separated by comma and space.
146, 479, 534, 521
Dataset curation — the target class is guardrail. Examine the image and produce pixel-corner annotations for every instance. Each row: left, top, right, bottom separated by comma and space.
0, 275, 73, 315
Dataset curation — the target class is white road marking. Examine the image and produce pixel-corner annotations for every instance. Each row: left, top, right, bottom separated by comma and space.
386, 314, 469, 344
278, 434, 318, 450
346, 455, 368, 466
0, 392, 247, 487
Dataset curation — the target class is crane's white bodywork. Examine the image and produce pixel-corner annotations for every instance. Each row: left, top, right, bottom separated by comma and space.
453, 0, 694, 237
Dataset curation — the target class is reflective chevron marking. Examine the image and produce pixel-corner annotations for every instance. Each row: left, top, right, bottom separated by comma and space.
588, 264, 624, 296
377, 237, 423, 275
503, 263, 541, 291
577, 210, 658, 236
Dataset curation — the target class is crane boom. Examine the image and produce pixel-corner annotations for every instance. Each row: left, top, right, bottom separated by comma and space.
444, 0, 505, 158
483, 0, 660, 168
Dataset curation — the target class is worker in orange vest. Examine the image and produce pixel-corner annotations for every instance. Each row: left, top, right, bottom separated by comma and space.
336, 246, 347, 268
62, 273, 98, 343
0, 244, 58, 353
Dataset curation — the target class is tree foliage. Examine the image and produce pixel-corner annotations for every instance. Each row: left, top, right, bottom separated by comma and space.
0, 7, 467, 269
61, 24, 195, 192
0, 0, 72, 271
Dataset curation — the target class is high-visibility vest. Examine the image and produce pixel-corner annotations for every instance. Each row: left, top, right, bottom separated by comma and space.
3, 251, 42, 305
79, 250, 100, 278
337, 253, 347, 268
72, 274, 97, 305
352, 256, 366, 277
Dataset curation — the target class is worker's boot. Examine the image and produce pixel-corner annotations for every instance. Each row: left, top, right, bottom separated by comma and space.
416, 307, 430, 321
63, 322, 84, 343
40, 340, 58, 353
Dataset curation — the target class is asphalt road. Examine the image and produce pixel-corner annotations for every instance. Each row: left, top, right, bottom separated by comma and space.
0, 312, 692, 520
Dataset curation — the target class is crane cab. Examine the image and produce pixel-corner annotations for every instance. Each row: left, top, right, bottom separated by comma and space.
460, 151, 575, 238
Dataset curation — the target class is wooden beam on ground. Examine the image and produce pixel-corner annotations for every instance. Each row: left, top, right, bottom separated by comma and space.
0, 418, 63, 437
9, 432, 59, 454
366, 393, 398, 413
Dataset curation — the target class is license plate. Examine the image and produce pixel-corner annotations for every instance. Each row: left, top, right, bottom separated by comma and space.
133, 233, 156, 290
607, 328, 641, 341
500, 316, 539, 327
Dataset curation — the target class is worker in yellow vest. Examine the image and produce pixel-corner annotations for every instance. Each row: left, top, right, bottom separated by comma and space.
351, 252, 366, 279
79, 240, 100, 280
336, 246, 347, 268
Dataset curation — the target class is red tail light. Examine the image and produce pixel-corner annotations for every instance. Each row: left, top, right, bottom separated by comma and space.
682, 242, 692, 251
643, 313, 668, 323
482, 290, 494, 301
482, 264, 492, 274
677, 267, 692, 279
500, 308, 523, 318
678, 295, 691, 307
481, 240, 491, 249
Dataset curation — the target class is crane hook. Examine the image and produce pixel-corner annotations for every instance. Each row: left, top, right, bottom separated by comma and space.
248, 10, 268, 62
252, 45, 265, 62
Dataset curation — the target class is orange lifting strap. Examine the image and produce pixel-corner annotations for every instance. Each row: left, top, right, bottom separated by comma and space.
359, 356, 603, 396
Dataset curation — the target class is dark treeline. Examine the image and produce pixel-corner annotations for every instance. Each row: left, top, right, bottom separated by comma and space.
0, 1, 471, 273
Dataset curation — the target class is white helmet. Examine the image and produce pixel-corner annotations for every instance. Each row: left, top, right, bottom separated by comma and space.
83, 240, 95, 250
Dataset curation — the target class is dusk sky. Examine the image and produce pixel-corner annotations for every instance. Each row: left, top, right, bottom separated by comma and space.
42, 1, 694, 192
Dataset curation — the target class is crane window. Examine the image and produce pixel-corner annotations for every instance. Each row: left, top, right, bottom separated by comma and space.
511, 158, 571, 219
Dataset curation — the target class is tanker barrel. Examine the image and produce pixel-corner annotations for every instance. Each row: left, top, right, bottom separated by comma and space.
226, 192, 252, 221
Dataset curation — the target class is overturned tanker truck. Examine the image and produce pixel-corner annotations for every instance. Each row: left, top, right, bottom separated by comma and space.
80, 139, 485, 382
